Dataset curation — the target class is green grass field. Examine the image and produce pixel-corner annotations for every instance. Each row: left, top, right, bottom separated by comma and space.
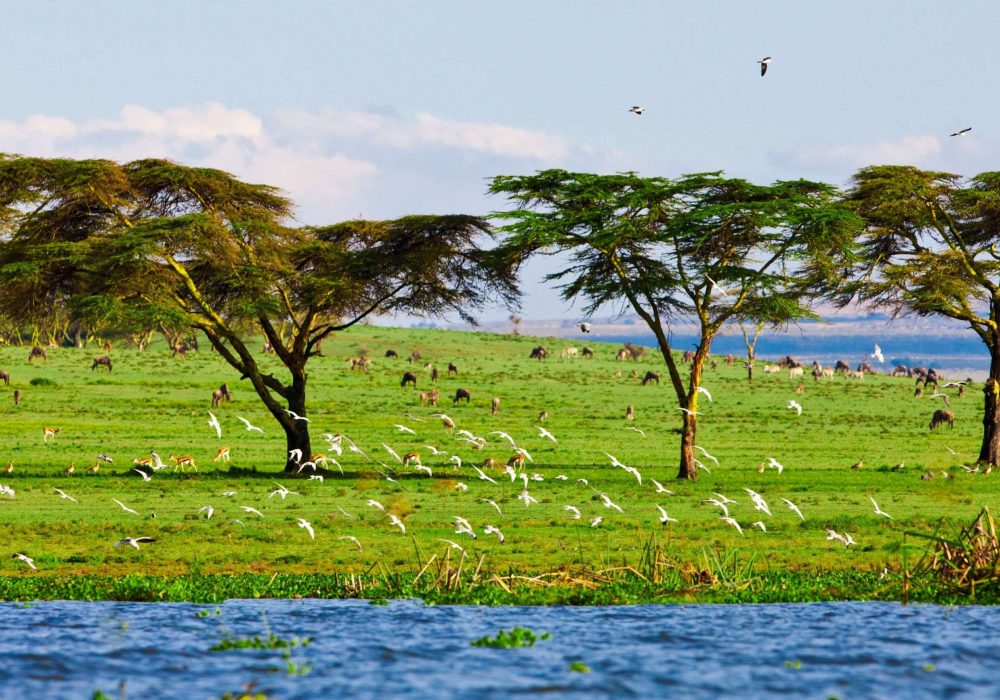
0, 325, 994, 600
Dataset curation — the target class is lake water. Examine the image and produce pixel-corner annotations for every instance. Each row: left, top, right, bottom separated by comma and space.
1, 599, 997, 699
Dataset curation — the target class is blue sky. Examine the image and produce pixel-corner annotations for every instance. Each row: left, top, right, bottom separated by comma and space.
3, 1, 998, 319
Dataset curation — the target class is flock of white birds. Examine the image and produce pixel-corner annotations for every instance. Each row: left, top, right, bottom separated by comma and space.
6, 338, 933, 573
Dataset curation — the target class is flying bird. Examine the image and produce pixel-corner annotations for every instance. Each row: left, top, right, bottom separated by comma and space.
628, 106, 644, 115
283, 409, 309, 422
650, 479, 674, 495
237, 416, 264, 433
695, 446, 719, 467
767, 457, 784, 474
288, 449, 303, 465
484, 524, 505, 542
743, 488, 772, 516
241, 506, 265, 518
590, 516, 603, 527
579, 322, 591, 333
12, 553, 36, 569
696, 386, 714, 402
133, 468, 151, 482
655, 504, 678, 524
114, 536, 155, 550
53, 488, 78, 503
518, 489, 538, 507
482, 498, 502, 515
600, 493, 624, 513
338, 535, 363, 552
564, 505, 582, 520
869, 495, 893, 520
781, 497, 805, 520
296, 518, 315, 540
387, 514, 406, 533
394, 424, 416, 435
113, 498, 140, 515
366, 499, 385, 511
872, 344, 885, 364
198, 505, 214, 519
381, 443, 403, 464
721, 517, 744, 535
97, 453, 114, 463
207, 411, 222, 439
454, 516, 478, 539
787, 400, 802, 416
950, 127, 972, 137
625, 426, 646, 438
705, 275, 731, 298
537, 426, 558, 443
751, 521, 767, 532
439, 538, 466, 554
757, 56, 772, 76
677, 407, 701, 416
472, 466, 498, 484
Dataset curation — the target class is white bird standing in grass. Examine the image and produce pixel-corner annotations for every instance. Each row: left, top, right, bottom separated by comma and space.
296, 518, 315, 540
870, 496, 893, 520
113, 498, 140, 516
781, 497, 805, 520
12, 553, 36, 569
53, 488, 78, 503
237, 416, 264, 433
787, 400, 802, 416
114, 536, 155, 550
208, 411, 222, 439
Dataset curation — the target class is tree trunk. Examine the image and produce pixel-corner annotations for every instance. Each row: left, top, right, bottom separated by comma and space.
283, 372, 312, 473
676, 350, 708, 480
979, 348, 1000, 464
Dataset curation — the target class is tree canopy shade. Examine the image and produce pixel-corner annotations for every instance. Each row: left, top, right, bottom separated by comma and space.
490, 170, 860, 479
0, 155, 519, 472
834, 165, 1000, 465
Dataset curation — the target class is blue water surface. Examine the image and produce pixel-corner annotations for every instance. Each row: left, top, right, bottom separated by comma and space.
0, 599, 996, 699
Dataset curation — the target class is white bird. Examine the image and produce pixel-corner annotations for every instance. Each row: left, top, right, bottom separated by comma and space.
590, 516, 603, 527
696, 386, 714, 402
625, 426, 646, 438
268, 483, 299, 499
307, 474, 325, 482
455, 482, 469, 492
347, 442, 370, 461
296, 461, 317, 473
518, 489, 538, 507
414, 464, 433, 477
221, 491, 237, 497
757, 56, 772, 76
564, 505, 582, 520
721, 517, 744, 535
930, 392, 951, 407
489, 431, 517, 447
288, 449, 303, 464
621, 465, 642, 485
655, 504, 678, 524
337, 506, 354, 519
207, 411, 222, 439
237, 416, 264, 433
767, 457, 784, 474
484, 524, 505, 542
695, 446, 719, 467
424, 445, 447, 456
12, 552, 36, 569
695, 459, 711, 474
367, 499, 385, 511
751, 520, 767, 532
133, 468, 152, 482
387, 514, 406, 533
870, 495, 893, 520
296, 518, 315, 540
576, 478, 589, 486
54, 488, 78, 503
704, 498, 730, 518
743, 488, 772, 516
650, 479, 674, 495
482, 499, 502, 515
198, 505, 214, 519
381, 443, 403, 464
781, 497, 805, 520
872, 343, 885, 364
536, 426, 558, 443
472, 466, 498, 484
114, 536, 155, 550
826, 529, 854, 547
439, 539, 466, 553
950, 127, 972, 137
677, 407, 701, 416
241, 506, 265, 518
454, 516, 478, 539
284, 409, 309, 422
600, 493, 624, 513
579, 322, 591, 333
555, 475, 568, 480
113, 498, 139, 516
503, 465, 517, 482
628, 105, 644, 115
394, 424, 416, 435
338, 535, 363, 552
449, 455, 463, 469
514, 447, 534, 463
787, 400, 802, 416
97, 453, 114, 463
712, 492, 738, 505
150, 451, 165, 469
604, 452, 626, 469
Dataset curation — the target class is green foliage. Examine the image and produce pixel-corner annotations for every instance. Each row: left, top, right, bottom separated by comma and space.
471, 627, 551, 648
29, 377, 56, 386
209, 633, 311, 652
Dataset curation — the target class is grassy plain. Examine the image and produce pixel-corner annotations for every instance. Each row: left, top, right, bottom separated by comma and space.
0, 325, 994, 601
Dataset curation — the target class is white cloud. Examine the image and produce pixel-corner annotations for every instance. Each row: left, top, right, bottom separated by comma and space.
776, 133, 942, 174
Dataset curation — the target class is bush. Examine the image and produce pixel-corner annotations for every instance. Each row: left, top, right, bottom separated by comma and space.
29, 377, 56, 387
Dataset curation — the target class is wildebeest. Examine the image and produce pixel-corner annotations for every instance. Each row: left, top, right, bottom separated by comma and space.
91, 355, 113, 372
0, 370, 8, 386
28, 346, 47, 363
408, 350, 421, 363
448, 362, 458, 375
725, 354, 735, 366
538, 410, 548, 422
401, 372, 418, 388
12, 389, 20, 406
350, 357, 371, 372
857, 362, 874, 374
385, 349, 398, 358
491, 397, 501, 415
581, 347, 594, 358
834, 360, 850, 372
431, 367, 439, 383
211, 383, 233, 407
171, 343, 191, 358
641, 371, 660, 386
682, 350, 695, 364
625, 405, 635, 421
929, 409, 955, 430
453, 388, 471, 405
529, 346, 548, 361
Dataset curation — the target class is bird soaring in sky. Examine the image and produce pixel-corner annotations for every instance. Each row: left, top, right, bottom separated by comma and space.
628, 106, 644, 115
114, 536, 155, 550
237, 416, 264, 433
758, 56, 772, 76
872, 343, 884, 364
950, 127, 972, 137
579, 322, 591, 332
207, 411, 222, 439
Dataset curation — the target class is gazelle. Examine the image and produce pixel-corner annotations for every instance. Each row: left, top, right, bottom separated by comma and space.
403, 452, 421, 467
132, 457, 154, 468
42, 427, 60, 444
169, 454, 197, 471
212, 447, 231, 463
506, 453, 526, 471
310, 453, 329, 467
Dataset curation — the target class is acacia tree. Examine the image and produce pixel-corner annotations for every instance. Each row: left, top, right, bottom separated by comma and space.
834, 165, 1000, 465
490, 170, 859, 479
0, 155, 518, 472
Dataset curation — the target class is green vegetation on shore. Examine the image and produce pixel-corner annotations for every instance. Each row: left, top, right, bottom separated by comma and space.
0, 325, 995, 602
